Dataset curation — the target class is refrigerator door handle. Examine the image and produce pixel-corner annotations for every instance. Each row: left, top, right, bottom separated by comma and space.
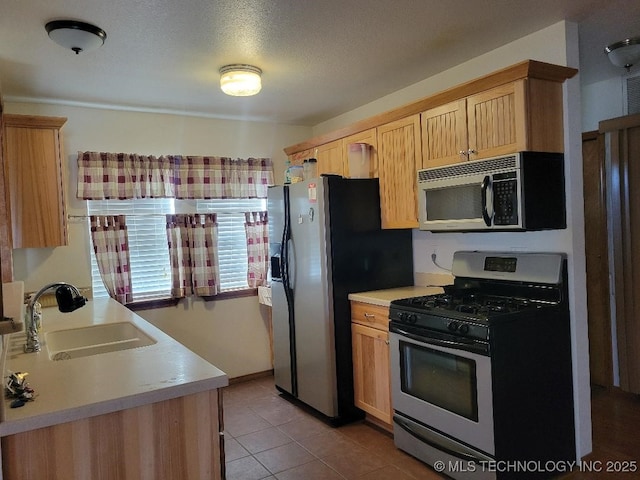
287, 238, 295, 289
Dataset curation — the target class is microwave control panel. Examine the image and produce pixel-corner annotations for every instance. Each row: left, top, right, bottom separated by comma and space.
492, 172, 518, 225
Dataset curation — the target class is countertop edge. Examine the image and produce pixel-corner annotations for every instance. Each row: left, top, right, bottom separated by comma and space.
348, 286, 445, 307
0, 375, 228, 437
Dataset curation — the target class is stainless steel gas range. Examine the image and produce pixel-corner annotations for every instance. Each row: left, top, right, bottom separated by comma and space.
389, 251, 575, 480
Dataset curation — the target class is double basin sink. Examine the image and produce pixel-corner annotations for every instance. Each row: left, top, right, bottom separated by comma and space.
45, 322, 156, 361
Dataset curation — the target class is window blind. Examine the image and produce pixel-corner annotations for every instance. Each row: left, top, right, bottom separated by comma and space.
88, 198, 266, 301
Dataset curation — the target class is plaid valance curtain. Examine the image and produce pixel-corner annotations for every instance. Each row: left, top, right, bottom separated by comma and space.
77, 152, 274, 200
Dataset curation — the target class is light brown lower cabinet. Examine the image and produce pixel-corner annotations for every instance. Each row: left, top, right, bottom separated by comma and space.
351, 301, 392, 427
1, 389, 225, 480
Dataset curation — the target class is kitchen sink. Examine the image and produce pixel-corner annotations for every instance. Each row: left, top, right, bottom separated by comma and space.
45, 322, 156, 361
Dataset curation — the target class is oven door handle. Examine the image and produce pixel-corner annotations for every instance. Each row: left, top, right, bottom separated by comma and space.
391, 327, 485, 353
393, 415, 480, 462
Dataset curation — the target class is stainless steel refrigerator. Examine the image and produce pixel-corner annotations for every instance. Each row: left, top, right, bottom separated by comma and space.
268, 176, 413, 424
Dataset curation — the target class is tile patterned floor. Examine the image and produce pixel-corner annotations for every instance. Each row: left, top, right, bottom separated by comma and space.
222, 376, 442, 480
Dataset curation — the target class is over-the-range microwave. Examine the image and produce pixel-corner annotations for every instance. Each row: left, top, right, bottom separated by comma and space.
417, 152, 566, 232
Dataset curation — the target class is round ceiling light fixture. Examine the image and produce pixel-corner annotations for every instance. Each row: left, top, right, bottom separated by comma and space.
45, 20, 107, 54
605, 36, 640, 72
219, 64, 262, 96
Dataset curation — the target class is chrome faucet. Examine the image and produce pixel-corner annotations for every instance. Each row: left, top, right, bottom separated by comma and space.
24, 282, 87, 353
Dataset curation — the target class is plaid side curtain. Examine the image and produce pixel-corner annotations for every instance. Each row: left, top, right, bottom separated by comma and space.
89, 215, 133, 304
244, 211, 269, 288
166, 214, 220, 297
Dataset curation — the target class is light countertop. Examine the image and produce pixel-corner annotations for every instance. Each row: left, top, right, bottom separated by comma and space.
0, 298, 228, 437
348, 285, 445, 307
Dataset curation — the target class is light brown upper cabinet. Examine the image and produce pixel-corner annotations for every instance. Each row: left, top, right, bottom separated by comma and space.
342, 128, 377, 178
422, 79, 565, 169
377, 115, 422, 229
315, 139, 344, 176
3, 114, 68, 248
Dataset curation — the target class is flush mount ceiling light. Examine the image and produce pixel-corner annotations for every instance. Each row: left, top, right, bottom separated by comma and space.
605, 36, 640, 72
45, 20, 107, 55
219, 64, 262, 96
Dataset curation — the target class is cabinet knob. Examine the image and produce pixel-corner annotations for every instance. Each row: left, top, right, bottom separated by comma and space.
459, 150, 468, 157
467, 149, 477, 156
364, 313, 375, 320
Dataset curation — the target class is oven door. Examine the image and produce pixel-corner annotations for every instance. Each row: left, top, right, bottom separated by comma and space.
389, 326, 495, 456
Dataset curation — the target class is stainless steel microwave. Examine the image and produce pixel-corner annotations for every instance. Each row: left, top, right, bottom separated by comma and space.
417, 152, 566, 232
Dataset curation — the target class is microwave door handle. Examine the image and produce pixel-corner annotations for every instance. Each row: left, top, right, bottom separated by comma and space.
481, 175, 492, 227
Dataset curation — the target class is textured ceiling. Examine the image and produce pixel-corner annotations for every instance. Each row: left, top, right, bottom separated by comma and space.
1, 0, 640, 126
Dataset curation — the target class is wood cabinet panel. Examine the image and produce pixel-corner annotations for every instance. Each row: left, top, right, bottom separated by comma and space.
377, 115, 421, 229
352, 322, 392, 425
342, 128, 378, 178
466, 81, 526, 159
3, 114, 67, 248
316, 139, 344, 176
421, 99, 467, 168
1, 390, 224, 480
351, 301, 390, 331
581, 131, 612, 387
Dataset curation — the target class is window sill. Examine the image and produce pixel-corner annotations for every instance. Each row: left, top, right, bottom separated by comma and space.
125, 288, 258, 311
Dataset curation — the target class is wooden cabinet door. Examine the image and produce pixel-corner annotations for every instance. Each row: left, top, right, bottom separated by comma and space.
316, 139, 344, 176
582, 131, 612, 387
421, 99, 468, 168
466, 81, 526, 160
352, 322, 392, 425
3, 114, 67, 248
342, 128, 377, 178
288, 148, 314, 166
377, 115, 421, 229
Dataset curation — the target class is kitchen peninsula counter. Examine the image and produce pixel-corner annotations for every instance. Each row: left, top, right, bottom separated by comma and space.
0, 297, 227, 479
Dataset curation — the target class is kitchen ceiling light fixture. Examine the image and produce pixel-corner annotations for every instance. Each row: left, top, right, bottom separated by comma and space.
605, 36, 640, 71
45, 20, 107, 54
219, 64, 262, 96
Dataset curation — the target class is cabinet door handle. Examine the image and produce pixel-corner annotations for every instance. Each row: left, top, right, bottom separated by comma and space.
364, 313, 376, 320
467, 148, 477, 156
459, 150, 468, 157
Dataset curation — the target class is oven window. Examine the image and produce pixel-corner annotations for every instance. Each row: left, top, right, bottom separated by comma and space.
399, 341, 478, 422
425, 185, 482, 221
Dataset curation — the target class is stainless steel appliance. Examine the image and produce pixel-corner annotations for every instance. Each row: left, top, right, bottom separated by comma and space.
268, 176, 413, 424
389, 251, 575, 480
417, 152, 566, 232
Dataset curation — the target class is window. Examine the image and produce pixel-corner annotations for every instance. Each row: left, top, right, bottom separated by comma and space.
88, 198, 266, 301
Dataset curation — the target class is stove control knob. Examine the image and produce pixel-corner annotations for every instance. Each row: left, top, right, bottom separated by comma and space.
408, 314, 418, 324
447, 321, 459, 332
458, 324, 470, 335
398, 312, 407, 321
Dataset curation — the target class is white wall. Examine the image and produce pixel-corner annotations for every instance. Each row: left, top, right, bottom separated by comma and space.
313, 20, 592, 459
4, 101, 311, 379
581, 76, 626, 131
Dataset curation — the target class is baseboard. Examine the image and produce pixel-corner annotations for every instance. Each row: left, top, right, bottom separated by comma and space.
228, 369, 274, 385
364, 414, 393, 435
